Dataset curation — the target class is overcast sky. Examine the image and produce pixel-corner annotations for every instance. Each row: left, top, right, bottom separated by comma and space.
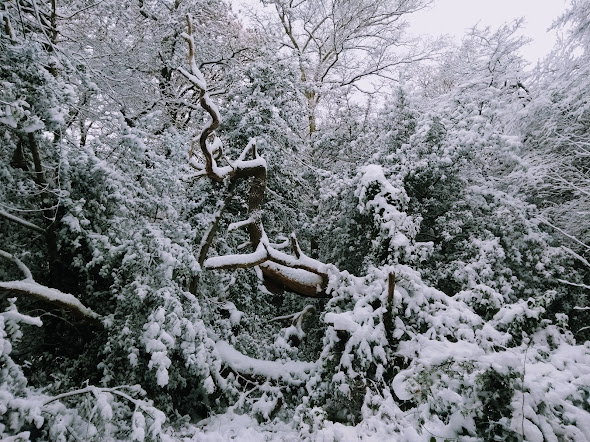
233, 0, 570, 66
409, 0, 569, 65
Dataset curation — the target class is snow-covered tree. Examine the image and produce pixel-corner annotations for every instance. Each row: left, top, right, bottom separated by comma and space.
254, 0, 433, 136
520, 0, 590, 259
1, 1, 589, 440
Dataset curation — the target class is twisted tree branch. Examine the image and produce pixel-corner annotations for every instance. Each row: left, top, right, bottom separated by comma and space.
179, 15, 329, 297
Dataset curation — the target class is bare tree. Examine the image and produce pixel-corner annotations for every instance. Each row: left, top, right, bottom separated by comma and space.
257, 0, 432, 135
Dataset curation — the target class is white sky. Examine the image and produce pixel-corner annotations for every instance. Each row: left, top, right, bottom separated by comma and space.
409, 0, 569, 65
233, 0, 571, 66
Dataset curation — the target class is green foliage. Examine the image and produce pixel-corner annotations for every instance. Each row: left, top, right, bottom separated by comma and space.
474, 368, 520, 441
1, 1, 589, 441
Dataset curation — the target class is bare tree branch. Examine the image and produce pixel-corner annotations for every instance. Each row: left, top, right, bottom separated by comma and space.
261, 0, 433, 134
0, 209, 45, 233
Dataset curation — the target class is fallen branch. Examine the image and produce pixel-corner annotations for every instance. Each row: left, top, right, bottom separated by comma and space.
215, 340, 316, 386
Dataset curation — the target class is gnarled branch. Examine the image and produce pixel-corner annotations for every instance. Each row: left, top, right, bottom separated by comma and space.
179, 15, 329, 297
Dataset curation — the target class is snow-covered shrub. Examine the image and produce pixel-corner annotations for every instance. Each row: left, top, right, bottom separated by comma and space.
289, 257, 590, 441
316, 164, 427, 274
297, 265, 401, 426
60, 143, 231, 418
0, 300, 43, 438
1, 300, 171, 441
356, 164, 429, 265
389, 269, 590, 440
1, 1, 589, 439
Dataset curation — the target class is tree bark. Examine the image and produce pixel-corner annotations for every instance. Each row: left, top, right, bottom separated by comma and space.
384, 272, 396, 343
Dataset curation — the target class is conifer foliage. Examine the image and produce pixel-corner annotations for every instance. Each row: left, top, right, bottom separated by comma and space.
0, 1, 589, 440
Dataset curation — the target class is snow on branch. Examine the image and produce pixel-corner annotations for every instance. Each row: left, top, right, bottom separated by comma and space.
269, 236, 290, 250
42, 385, 166, 437
215, 341, 315, 386
540, 217, 590, 252
260, 262, 325, 297
561, 246, 590, 268
1, 299, 43, 327
0, 249, 102, 325
227, 217, 257, 233
266, 237, 328, 276
204, 227, 328, 296
43, 385, 161, 414
178, 16, 330, 297
180, 15, 207, 91
269, 304, 316, 334
558, 279, 590, 291
236, 138, 258, 162
0, 209, 45, 233
205, 241, 269, 270
0, 280, 102, 323
178, 16, 267, 184
0, 249, 33, 280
